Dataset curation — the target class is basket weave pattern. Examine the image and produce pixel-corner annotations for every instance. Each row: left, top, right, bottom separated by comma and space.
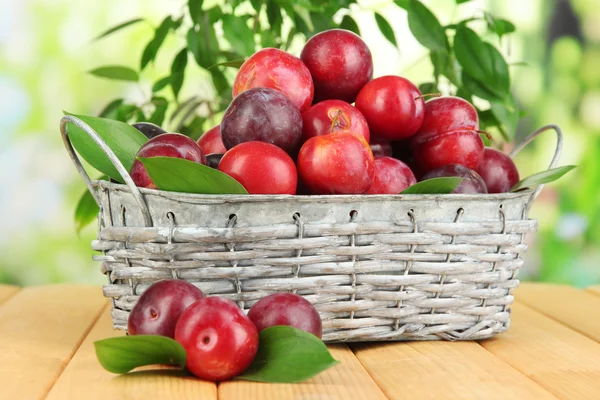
94, 182, 537, 342
60, 116, 562, 342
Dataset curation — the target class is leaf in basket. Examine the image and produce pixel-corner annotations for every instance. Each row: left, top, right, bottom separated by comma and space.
139, 156, 248, 194
65, 113, 148, 182
510, 165, 576, 192
400, 177, 462, 194
94, 335, 186, 374
237, 326, 339, 383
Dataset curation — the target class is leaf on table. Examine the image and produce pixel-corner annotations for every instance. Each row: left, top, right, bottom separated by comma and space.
65, 113, 148, 182
401, 177, 462, 194
510, 166, 577, 192
139, 156, 248, 194
94, 335, 186, 374
237, 326, 339, 383
407, 0, 449, 52
374, 13, 397, 47
88, 66, 139, 82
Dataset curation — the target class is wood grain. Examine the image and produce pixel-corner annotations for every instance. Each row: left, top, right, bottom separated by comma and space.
0, 284, 19, 305
219, 345, 388, 400
516, 283, 600, 342
0, 285, 107, 400
351, 340, 556, 400
481, 303, 600, 399
587, 286, 600, 297
46, 306, 218, 400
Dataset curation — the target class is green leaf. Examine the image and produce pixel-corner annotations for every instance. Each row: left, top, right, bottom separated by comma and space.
141, 16, 175, 70
222, 15, 255, 56
98, 98, 124, 119
189, 0, 204, 25
267, 0, 283, 34
170, 48, 188, 98
374, 13, 397, 47
187, 13, 219, 69
93, 18, 144, 41
400, 177, 462, 194
418, 82, 439, 95
394, 0, 409, 9
88, 66, 139, 82
456, 0, 472, 4
484, 12, 515, 39
339, 15, 360, 36
510, 166, 577, 192
94, 335, 186, 374
237, 326, 339, 383
210, 68, 230, 95
461, 72, 502, 101
75, 189, 99, 234
430, 50, 461, 86
490, 94, 519, 141
149, 97, 168, 126
152, 76, 171, 92
65, 113, 148, 182
139, 157, 248, 194
115, 104, 140, 123
208, 59, 245, 69
454, 26, 510, 97
407, 0, 449, 52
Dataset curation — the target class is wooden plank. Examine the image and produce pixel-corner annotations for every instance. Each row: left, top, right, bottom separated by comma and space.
587, 286, 600, 297
0, 284, 19, 305
351, 340, 557, 400
515, 283, 600, 342
480, 303, 600, 399
219, 345, 388, 400
46, 306, 218, 400
0, 285, 107, 400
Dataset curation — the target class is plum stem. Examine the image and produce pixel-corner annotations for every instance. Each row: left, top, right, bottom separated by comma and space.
329, 110, 344, 133
478, 130, 494, 141
414, 93, 442, 101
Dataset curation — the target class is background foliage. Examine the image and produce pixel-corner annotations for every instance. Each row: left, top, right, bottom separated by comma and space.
1, 0, 598, 286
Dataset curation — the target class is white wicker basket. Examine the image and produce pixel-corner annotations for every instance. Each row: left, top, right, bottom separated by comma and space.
60, 116, 563, 342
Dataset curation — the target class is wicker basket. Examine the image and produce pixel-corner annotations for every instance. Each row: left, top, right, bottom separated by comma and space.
60, 116, 563, 342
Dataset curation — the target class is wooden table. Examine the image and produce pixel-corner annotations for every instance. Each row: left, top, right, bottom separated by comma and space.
1, 283, 600, 399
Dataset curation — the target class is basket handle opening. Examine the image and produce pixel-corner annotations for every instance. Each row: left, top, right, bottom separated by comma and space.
59, 115, 153, 227
508, 124, 564, 204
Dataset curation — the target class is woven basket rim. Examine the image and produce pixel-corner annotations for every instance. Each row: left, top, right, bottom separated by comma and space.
94, 180, 536, 203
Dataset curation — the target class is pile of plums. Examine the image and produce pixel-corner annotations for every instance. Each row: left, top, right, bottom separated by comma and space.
130, 29, 521, 195
127, 279, 322, 381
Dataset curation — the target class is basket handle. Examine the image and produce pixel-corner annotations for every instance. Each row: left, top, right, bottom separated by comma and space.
508, 124, 563, 203
60, 115, 153, 227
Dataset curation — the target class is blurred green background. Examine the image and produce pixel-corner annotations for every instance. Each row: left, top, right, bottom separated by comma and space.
1, 0, 597, 286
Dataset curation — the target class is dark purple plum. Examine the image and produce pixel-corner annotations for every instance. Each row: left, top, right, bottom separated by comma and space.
421, 164, 487, 194
247, 293, 322, 338
128, 280, 205, 338
476, 148, 520, 193
206, 153, 224, 169
220, 87, 303, 155
132, 122, 167, 139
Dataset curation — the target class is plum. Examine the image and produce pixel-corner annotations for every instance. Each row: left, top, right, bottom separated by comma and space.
127, 280, 205, 338
220, 87, 303, 155
421, 164, 488, 194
